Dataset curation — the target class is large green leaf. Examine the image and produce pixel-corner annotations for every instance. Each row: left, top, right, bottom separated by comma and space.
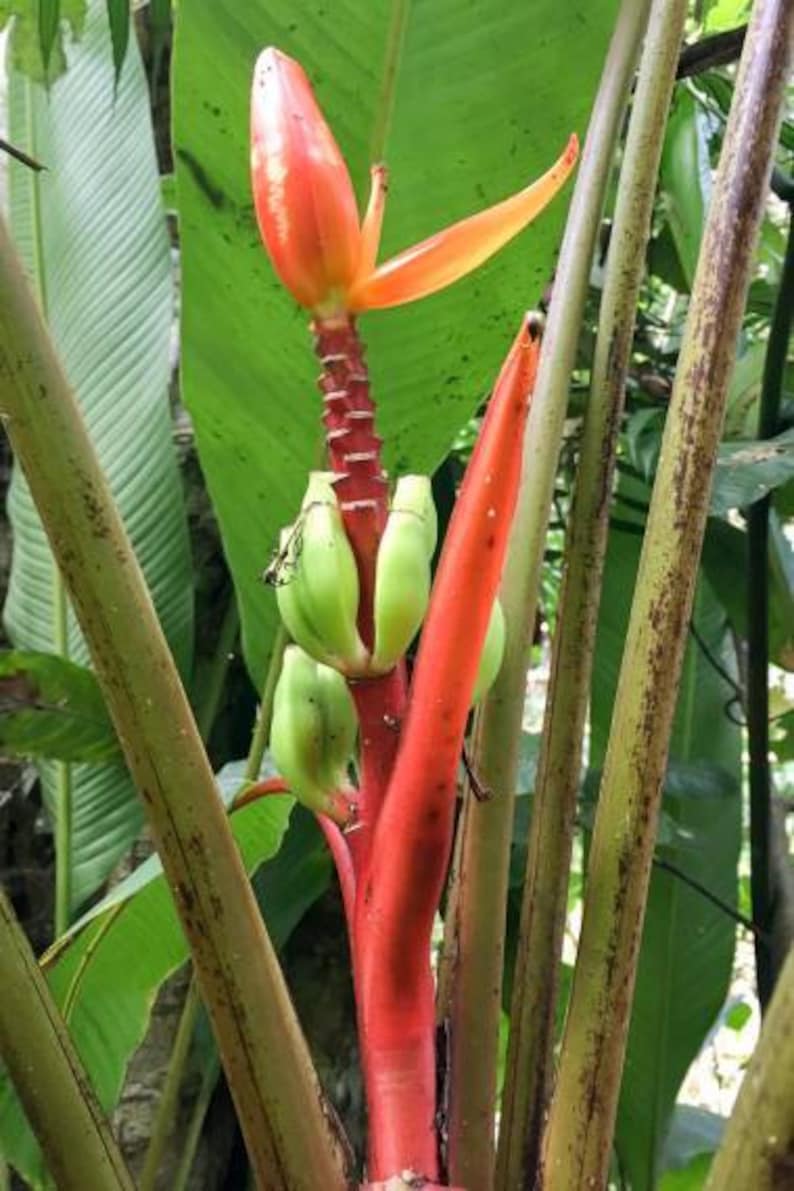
172, 0, 619, 685
0, 650, 118, 763
591, 523, 741, 1191
3, 0, 193, 910
0, 783, 294, 1189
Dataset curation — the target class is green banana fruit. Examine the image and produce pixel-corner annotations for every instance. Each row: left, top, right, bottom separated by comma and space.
390, 473, 438, 557
269, 644, 357, 823
274, 472, 369, 676
471, 598, 506, 704
371, 475, 436, 674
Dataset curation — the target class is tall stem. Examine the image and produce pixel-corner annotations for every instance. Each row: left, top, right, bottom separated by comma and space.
138, 977, 201, 1191
496, 2, 687, 1185
747, 204, 794, 1010
141, 605, 277, 1188
245, 622, 288, 783
22, 79, 74, 938
705, 942, 794, 1189
540, 3, 793, 1185
0, 213, 349, 1191
194, 591, 240, 743
437, 3, 653, 1186
0, 887, 134, 1191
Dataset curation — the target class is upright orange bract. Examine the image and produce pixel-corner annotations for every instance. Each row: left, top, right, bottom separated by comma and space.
251, 46, 578, 316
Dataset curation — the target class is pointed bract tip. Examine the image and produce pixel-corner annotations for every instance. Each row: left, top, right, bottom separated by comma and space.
347, 134, 580, 312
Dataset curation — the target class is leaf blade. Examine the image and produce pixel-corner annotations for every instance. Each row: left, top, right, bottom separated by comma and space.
4, 0, 194, 910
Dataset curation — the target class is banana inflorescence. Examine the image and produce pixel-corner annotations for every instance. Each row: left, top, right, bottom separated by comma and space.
269, 644, 358, 824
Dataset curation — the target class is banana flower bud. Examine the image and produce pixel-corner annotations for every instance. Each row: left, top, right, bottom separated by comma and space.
251, 47, 578, 316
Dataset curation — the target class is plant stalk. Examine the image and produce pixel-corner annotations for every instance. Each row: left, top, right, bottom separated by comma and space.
539, 3, 793, 1185
0, 213, 349, 1191
705, 942, 794, 1189
138, 976, 201, 1191
194, 591, 240, 743
495, 2, 687, 1185
141, 601, 277, 1187
172, 1051, 222, 1191
438, 2, 654, 1186
747, 204, 794, 1010
0, 886, 134, 1191
245, 622, 288, 783
24, 80, 75, 940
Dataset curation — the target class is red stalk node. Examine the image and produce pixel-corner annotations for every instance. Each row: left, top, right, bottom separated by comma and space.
313, 315, 388, 652
354, 318, 542, 1183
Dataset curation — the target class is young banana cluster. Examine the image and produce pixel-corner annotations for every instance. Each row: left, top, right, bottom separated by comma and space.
268, 471, 507, 818
271, 471, 439, 679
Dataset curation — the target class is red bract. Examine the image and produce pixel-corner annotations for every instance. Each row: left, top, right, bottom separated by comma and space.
251, 47, 578, 316
250, 49, 361, 311
354, 318, 542, 1181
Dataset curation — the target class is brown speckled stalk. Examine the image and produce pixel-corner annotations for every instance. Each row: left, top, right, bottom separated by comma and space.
540, 1, 793, 1186
0, 888, 133, 1191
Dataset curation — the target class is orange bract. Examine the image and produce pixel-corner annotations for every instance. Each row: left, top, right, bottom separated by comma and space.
251, 47, 579, 315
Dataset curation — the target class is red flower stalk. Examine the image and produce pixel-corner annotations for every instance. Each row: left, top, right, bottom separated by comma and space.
250, 46, 569, 1187
354, 319, 542, 1182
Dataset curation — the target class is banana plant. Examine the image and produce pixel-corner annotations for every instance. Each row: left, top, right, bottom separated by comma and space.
1, 2, 793, 1190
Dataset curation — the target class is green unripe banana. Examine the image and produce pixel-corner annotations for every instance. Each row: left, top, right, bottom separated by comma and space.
390, 474, 438, 558
275, 473, 368, 676
371, 475, 436, 674
314, 662, 358, 791
269, 645, 357, 823
274, 526, 337, 667
471, 598, 506, 704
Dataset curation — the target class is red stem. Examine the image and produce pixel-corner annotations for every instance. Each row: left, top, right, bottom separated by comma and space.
317, 815, 357, 932
231, 776, 290, 809
348, 664, 408, 870
313, 314, 388, 651
355, 319, 541, 1183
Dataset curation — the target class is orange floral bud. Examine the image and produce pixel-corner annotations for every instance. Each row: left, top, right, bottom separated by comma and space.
251, 48, 579, 315
250, 48, 362, 313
